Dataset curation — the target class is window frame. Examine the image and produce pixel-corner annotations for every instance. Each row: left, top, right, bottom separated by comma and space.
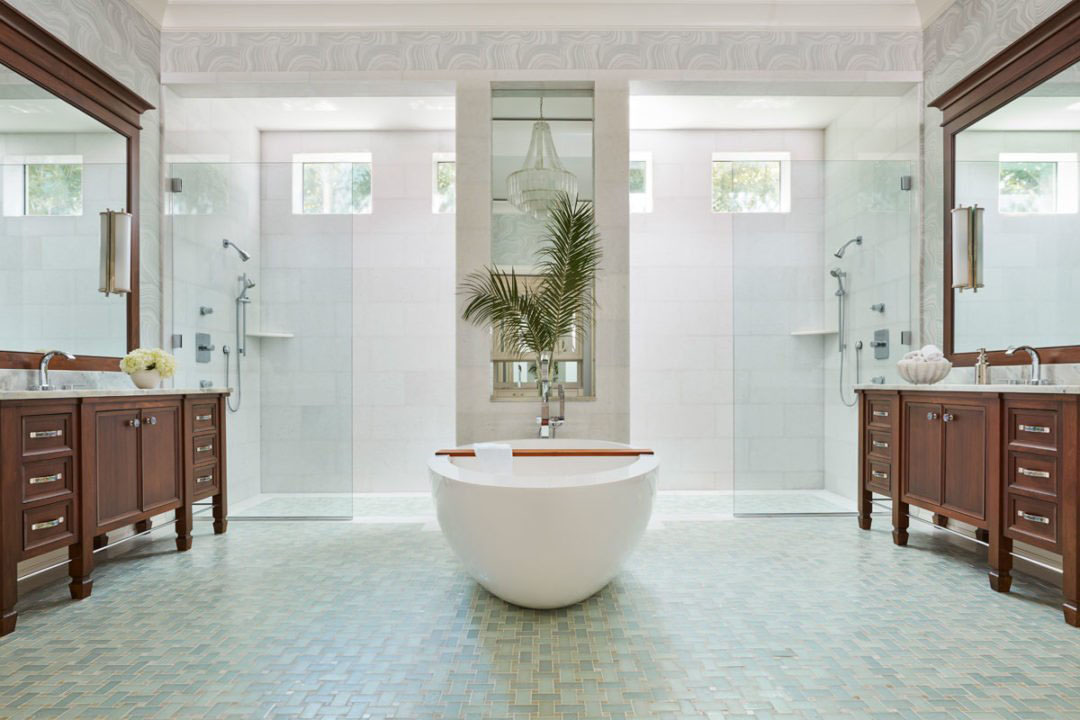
291, 151, 373, 215
629, 151, 653, 214
997, 151, 1079, 215
710, 151, 791, 214
432, 152, 455, 214
3, 154, 84, 217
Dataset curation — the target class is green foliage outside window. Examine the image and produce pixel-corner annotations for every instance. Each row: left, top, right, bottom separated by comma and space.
711, 160, 781, 213
435, 161, 455, 213
303, 161, 372, 214
629, 160, 647, 194
999, 161, 1056, 214
25, 163, 82, 216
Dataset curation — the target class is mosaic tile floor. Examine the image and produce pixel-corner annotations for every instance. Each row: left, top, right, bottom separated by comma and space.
229, 490, 855, 520
3, 515, 1079, 719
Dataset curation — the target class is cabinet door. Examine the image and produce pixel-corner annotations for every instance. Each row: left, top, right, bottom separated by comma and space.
140, 406, 181, 513
95, 409, 141, 527
904, 401, 943, 505
943, 404, 987, 520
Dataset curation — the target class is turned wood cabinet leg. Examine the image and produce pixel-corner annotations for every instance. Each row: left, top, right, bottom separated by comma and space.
92, 533, 108, 550
858, 486, 872, 530
1, 555, 15, 636
891, 500, 909, 546
68, 542, 93, 600
975, 528, 989, 543
134, 519, 152, 534
175, 506, 192, 552
933, 513, 948, 528
212, 493, 228, 535
988, 535, 1013, 593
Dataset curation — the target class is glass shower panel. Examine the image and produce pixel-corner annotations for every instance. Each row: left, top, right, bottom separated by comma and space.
732, 159, 913, 515
168, 160, 354, 518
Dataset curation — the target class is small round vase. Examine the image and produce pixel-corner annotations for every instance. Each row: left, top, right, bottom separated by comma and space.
130, 369, 162, 390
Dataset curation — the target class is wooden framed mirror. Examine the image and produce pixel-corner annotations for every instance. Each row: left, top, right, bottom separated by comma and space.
0, 1, 153, 372
931, 1, 1080, 366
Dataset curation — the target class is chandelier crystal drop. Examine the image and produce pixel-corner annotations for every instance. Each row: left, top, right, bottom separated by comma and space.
506, 97, 578, 218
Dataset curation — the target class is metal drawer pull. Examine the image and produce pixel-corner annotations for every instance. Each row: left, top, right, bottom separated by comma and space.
872, 470, 889, 480
1019, 424, 1051, 434
927, 412, 939, 421
1017, 467, 1051, 479
128, 418, 141, 428
29, 429, 62, 439
196, 474, 214, 485
31, 516, 64, 531
28, 472, 62, 485
872, 410, 889, 417
943, 413, 955, 423
196, 414, 212, 422
145, 416, 157, 426
1017, 510, 1050, 525
196, 444, 213, 453
872, 441, 889, 449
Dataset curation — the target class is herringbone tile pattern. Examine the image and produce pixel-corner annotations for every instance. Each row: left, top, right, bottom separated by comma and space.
2, 516, 1079, 718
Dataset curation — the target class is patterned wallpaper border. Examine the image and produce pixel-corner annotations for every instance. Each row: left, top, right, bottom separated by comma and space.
161, 30, 922, 75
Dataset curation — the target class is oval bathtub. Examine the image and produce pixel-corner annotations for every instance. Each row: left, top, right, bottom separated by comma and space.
429, 439, 658, 609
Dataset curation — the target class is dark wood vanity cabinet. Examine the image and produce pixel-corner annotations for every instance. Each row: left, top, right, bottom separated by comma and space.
0, 391, 228, 636
858, 388, 1079, 627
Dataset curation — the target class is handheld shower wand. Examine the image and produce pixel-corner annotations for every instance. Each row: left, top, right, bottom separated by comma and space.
830, 267, 857, 407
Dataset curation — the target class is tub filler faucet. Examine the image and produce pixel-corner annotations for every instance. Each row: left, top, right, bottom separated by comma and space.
536, 355, 566, 439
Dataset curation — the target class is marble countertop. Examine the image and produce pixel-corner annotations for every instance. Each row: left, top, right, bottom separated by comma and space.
0, 387, 231, 401
856, 383, 1080, 394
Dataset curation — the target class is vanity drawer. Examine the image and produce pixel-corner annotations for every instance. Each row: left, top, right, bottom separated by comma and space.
867, 429, 892, 460
867, 459, 892, 494
191, 402, 217, 434
192, 462, 220, 498
1007, 452, 1056, 499
22, 499, 76, 555
1007, 494, 1058, 549
867, 397, 893, 428
20, 455, 74, 503
1008, 408, 1058, 451
21, 413, 74, 457
192, 433, 217, 465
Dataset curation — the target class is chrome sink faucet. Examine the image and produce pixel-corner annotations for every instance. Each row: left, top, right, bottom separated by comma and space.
1005, 345, 1047, 385
37, 350, 76, 391
536, 355, 566, 439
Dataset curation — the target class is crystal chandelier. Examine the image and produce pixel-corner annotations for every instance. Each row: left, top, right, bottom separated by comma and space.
506, 97, 578, 218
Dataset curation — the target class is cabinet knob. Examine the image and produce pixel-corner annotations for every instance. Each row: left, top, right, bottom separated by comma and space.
146, 416, 157, 425
943, 413, 955, 423
128, 418, 141, 428
927, 412, 938, 421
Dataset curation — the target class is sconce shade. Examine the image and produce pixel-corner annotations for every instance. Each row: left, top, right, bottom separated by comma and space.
951, 205, 983, 292
99, 209, 132, 296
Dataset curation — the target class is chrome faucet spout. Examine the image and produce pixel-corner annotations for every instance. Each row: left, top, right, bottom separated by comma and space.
37, 350, 76, 391
1005, 345, 1044, 385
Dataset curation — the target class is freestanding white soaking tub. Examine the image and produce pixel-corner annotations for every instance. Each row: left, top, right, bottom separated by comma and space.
429, 439, 658, 609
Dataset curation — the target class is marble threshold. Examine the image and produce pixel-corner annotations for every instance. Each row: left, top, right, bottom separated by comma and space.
856, 382, 1080, 394
0, 387, 232, 401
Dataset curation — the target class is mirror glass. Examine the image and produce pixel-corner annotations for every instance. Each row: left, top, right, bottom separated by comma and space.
953, 64, 1080, 353
0, 64, 128, 358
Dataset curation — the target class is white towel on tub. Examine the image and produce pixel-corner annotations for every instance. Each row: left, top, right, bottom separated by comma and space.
473, 442, 513, 474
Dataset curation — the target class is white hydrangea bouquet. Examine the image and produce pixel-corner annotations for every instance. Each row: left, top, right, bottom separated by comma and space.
120, 348, 176, 389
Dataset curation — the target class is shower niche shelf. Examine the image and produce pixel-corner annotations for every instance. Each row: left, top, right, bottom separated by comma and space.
790, 329, 838, 337
245, 331, 295, 339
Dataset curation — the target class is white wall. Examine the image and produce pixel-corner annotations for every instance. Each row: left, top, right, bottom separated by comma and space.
260, 130, 455, 493
629, 129, 824, 492
822, 89, 920, 502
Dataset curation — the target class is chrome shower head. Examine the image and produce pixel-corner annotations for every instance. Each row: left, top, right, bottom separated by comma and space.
222, 238, 252, 262
833, 236, 863, 259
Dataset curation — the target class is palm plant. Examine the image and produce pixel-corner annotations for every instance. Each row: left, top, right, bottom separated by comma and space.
461, 193, 602, 393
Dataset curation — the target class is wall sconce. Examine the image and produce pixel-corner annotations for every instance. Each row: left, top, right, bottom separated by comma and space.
99, 209, 132, 296
951, 204, 984, 292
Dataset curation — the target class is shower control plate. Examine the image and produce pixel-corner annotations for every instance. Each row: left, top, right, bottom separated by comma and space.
196, 332, 213, 364
872, 329, 890, 360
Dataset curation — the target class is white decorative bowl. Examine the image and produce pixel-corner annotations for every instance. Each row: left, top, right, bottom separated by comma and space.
897, 359, 952, 385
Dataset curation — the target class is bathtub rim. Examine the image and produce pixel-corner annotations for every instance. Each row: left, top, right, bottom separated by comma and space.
428, 439, 659, 489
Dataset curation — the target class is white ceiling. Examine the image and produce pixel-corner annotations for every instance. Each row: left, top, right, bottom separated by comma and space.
129, 0, 956, 31
169, 96, 457, 131
0, 98, 115, 133
630, 94, 883, 130
968, 96, 1080, 132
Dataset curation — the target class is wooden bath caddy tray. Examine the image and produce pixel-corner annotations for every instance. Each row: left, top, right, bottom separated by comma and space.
434, 448, 655, 457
